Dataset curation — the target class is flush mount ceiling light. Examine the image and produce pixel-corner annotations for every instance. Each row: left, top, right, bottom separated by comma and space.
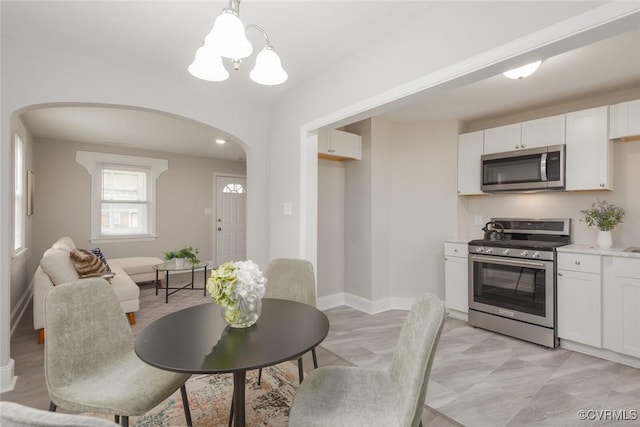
215, 139, 226, 144
503, 60, 543, 80
188, 0, 288, 85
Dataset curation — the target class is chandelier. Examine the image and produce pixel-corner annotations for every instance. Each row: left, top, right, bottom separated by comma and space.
188, 0, 288, 85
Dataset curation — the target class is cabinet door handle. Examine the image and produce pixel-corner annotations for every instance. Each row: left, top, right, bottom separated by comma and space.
558, 272, 563, 277
575, 260, 581, 265
454, 249, 459, 253
600, 183, 605, 188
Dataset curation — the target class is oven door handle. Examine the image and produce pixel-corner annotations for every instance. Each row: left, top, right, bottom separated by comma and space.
470, 254, 548, 269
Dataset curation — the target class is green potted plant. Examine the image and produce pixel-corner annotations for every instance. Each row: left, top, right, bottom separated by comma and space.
580, 199, 625, 248
163, 246, 200, 267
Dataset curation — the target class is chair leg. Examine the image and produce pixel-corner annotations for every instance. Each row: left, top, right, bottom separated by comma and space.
48, 401, 57, 412
180, 384, 192, 426
121, 415, 129, 427
257, 368, 262, 385
297, 357, 304, 383
126, 312, 136, 325
115, 415, 119, 423
228, 397, 234, 427
38, 329, 45, 345
311, 347, 318, 369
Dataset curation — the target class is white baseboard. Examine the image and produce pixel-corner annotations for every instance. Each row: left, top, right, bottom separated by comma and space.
446, 308, 469, 322
560, 339, 640, 369
0, 358, 17, 393
317, 292, 414, 314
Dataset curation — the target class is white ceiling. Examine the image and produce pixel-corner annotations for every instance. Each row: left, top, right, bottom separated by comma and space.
4, 2, 640, 160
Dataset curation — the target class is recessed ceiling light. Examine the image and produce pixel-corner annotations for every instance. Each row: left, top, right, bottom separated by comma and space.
503, 60, 543, 80
215, 139, 226, 145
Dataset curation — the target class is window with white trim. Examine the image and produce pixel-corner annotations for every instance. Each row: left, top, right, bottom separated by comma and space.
76, 151, 168, 242
14, 133, 25, 252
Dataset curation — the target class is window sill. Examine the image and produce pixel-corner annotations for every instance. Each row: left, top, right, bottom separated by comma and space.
90, 235, 158, 244
12, 248, 28, 259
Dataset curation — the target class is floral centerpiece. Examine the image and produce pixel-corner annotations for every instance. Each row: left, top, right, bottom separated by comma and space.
580, 199, 625, 248
207, 260, 267, 328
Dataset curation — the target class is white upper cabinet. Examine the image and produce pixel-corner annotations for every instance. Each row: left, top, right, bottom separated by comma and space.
318, 129, 362, 161
565, 106, 613, 191
457, 131, 484, 195
483, 123, 521, 154
521, 114, 566, 148
609, 99, 640, 140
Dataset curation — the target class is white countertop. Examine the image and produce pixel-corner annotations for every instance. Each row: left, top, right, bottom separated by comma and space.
557, 244, 640, 259
445, 238, 471, 244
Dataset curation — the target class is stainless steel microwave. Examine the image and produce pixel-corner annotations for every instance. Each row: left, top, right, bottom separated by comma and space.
481, 144, 565, 192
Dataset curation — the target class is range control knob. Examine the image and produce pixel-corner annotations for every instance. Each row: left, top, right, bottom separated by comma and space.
532, 251, 541, 258
476, 247, 484, 253
502, 249, 511, 255
520, 250, 529, 257
485, 248, 494, 254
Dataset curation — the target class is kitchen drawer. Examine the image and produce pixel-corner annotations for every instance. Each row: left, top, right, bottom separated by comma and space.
607, 256, 640, 278
444, 242, 468, 258
558, 253, 601, 274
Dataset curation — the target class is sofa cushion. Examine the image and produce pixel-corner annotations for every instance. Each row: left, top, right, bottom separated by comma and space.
109, 257, 163, 276
70, 249, 108, 277
40, 248, 79, 286
52, 236, 76, 252
109, 267, 140, 302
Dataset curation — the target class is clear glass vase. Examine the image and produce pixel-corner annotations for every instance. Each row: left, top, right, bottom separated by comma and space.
221, 292, 262, 328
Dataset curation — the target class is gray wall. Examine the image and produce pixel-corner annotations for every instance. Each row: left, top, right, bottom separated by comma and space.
31, 139, 246, 275
317, 159, 345, 298
317, 118, 459, 305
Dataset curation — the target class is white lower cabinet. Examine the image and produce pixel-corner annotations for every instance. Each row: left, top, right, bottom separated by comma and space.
444, 242, 468, 316
557, 252, 602, 347
603, 256, 640, 358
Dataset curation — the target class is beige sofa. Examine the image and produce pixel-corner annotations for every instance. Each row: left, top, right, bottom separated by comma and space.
32, 236, 162, 344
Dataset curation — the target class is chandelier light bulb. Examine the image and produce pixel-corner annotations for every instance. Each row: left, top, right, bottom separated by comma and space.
188, 45, 229, 82
206, 8, 253, 59
503, 60, 543, 80
250, 46, 288, 85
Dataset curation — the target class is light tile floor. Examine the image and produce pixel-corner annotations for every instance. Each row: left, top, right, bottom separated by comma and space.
5, 279, 640, 426
321, 306, 640, 427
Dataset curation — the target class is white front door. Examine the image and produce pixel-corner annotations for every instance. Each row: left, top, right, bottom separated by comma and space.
215, 175, 247, 266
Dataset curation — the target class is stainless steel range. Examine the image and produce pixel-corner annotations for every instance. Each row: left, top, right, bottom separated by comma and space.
468, 218, 571, 348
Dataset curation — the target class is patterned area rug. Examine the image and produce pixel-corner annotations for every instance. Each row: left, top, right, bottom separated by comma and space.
90, 363, 299, 427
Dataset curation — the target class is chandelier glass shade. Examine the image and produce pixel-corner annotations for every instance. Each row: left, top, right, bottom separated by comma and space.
189, 0, 287, 85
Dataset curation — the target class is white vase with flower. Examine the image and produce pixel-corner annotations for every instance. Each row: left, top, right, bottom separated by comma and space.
207, 260, 267, 328
580, 199, 625, 249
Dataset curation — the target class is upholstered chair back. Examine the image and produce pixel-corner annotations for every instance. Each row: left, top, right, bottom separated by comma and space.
389, 293, 445, 427
44, 278, 133, 392
264, 258, 316, 307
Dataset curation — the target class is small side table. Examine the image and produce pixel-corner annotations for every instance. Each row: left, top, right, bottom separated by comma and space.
153, 260, 209, 303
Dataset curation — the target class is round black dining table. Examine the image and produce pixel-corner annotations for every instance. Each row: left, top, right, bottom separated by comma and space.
134, 298, 330, 427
